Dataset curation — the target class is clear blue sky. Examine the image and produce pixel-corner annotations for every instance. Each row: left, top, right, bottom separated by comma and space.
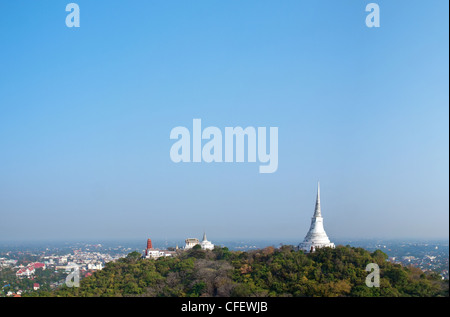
0, 0, 448, 242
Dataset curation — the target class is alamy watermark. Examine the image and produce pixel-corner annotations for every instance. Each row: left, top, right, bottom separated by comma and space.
170, 119, 278, 173
65, 3, 380, 29
65, 3, 80, 28
365, 263, 380, 287
65, 265, 80, 288
365, 3, 380, 28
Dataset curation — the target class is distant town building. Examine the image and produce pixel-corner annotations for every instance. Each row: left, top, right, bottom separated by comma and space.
299, 182, 335, 252
0, 258, 17, 268
32, 262, 45, 270
16, 266, 34, 278
87, 263, 103, 270
15, 262, 46, 278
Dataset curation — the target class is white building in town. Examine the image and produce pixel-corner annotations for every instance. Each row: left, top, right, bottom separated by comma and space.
87, 263, 103, 270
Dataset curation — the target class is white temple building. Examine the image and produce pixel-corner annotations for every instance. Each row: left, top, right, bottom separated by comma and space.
184, 232, 215, 250
200, 232, 214, 250
299, 182, 335, 253
184, 238, 200, 249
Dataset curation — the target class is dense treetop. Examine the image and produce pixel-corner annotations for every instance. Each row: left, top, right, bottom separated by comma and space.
32, 245, 448, 297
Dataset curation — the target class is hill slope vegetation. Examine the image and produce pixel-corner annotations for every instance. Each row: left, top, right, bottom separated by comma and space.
34, 245, 448, 297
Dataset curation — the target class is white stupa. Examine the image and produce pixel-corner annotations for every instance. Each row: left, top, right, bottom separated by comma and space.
200, 232, 214, 250
299, 182, 335, 252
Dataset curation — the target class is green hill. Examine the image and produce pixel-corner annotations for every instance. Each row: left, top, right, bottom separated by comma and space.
33, 245, 449, 297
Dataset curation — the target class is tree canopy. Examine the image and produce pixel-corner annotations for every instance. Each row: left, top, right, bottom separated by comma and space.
34, 245, 448, 297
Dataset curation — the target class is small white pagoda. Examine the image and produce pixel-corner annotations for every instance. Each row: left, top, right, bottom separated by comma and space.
200, 232, 214, 250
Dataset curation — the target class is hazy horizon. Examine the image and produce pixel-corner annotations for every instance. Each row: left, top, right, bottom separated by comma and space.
0, 237, 448, 249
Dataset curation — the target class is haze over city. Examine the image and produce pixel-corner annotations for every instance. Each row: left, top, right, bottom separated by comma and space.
0, 1, 448, 242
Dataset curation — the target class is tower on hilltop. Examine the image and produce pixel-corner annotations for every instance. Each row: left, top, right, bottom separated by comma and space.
145, 238, 153, 256
299, 182, 335, 253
